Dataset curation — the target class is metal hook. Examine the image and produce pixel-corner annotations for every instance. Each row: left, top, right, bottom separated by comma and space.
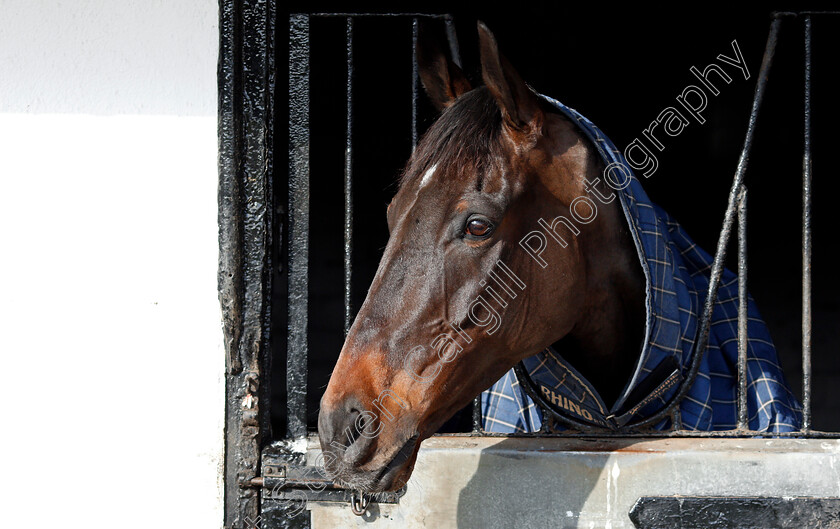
350, 490, 370, 516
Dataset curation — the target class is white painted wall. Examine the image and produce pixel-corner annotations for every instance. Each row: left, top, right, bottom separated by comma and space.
0, 2, 223, 528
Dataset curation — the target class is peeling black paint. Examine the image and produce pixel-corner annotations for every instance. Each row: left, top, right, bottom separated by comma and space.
286, 12, 310, 443
261, 442, 310, 529
630, 496, 840, 528
219, 0, 276, 527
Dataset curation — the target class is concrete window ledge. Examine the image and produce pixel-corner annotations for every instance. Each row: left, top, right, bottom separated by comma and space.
301, 435, 840, 528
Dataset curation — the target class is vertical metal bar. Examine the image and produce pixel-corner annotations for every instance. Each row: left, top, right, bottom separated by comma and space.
688, 19, 781, 398
287, 13, 310, 439
411, 17, 419, 152
670, 406, 682, 431
444, 14, 462, 67
344, 17, 354, 337
446, 13, 476, 433
802, 14, 813, 433
737, 186, 749, 431
472, 396, 482, 433
221, 1, 275, 524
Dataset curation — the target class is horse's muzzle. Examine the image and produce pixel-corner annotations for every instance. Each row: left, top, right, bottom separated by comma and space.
317, 395, 418, 492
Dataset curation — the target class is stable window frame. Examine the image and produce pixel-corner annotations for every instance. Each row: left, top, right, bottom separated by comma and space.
219, 5, 837, 528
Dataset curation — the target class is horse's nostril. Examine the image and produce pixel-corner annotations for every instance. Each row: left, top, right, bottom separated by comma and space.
318, 396, 372, 456
345, 405, 365, 432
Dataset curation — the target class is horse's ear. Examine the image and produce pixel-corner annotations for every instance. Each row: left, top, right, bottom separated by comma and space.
417, 20, 472, 110
478, 21, 542, 132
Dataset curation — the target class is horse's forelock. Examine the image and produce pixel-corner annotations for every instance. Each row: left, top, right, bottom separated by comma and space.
400, 87, 504, 192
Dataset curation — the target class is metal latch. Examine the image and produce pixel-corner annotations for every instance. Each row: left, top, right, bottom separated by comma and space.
251, 463, 405, 516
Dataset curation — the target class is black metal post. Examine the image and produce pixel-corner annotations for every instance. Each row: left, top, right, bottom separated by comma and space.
411, 17, 419, 152
344, 17, 354, 337
595, 17, 785, 432
679, 18, 781, 426
219, 0, 276, 525
444, 15, 462, 67
737, 186, 749, 431
671, 407, 682, 431
801, 14, 813, 432
288, 13, 311, 440
472, 396, 483, 433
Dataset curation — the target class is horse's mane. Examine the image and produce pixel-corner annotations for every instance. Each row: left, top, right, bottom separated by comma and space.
400, 87, 504, 191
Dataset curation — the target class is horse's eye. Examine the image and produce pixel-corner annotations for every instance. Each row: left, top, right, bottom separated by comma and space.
465, 218, 493, 238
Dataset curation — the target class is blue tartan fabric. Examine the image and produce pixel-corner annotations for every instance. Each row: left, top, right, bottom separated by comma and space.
481, 94, 802, 433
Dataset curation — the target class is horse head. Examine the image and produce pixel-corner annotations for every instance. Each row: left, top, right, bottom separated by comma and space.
318, 22, 643, 492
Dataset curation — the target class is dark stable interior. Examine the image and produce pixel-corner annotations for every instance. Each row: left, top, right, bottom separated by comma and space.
271, 5, 840, 437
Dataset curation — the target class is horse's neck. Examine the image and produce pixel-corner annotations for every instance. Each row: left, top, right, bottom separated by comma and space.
556, 173, 646, 407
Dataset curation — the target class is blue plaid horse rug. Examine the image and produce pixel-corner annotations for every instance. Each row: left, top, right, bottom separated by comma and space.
481, 94, 803, 434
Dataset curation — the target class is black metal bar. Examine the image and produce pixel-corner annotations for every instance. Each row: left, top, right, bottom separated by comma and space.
642, 17, 782, 431
288, 13, 311, 440
444, 15, 462, 67
630, 496, 840, 529
521, 16, 783, 434
219, 2, 243, 378
802, 14, 813, 432
344, 17, 354, 337
769, 11, 840, 17
219, 1, 246, 523
472, 396, 482, 432
440, 16, 476, 432
691, 16, 780, 388
670, 406, 682, 431
737, 186, 749, 431
312, 12, 450, 18
411, 17, 419, 152
219, 0, 275, 525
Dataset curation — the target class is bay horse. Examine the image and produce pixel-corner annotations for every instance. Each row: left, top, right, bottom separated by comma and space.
317, 22, 800, 493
